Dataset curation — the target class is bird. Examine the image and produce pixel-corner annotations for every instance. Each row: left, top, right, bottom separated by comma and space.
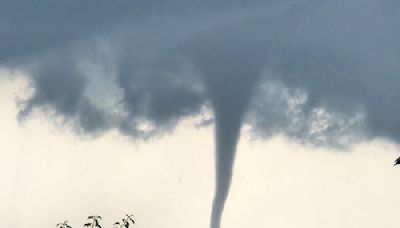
394, 156, 400, 166
84, 223, 92, 227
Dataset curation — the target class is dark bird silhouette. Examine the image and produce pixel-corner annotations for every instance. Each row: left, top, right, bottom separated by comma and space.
83, 223, 92, 227
394, 156, 400, 166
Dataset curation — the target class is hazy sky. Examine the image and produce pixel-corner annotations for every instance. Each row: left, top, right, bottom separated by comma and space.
2, 1, 400, 228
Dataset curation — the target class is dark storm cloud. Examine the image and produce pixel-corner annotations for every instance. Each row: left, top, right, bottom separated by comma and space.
246, 0, 400, 145
0, 0, 268, 62
0, 0, 132, 62
18, 52, 110, 134
114, 44, 205, 136
2, 0, 270, 137
2, 1, 400, 228
4, 0, 400, 144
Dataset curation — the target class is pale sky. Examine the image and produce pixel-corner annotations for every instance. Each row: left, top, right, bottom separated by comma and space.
2, 70, 400, 228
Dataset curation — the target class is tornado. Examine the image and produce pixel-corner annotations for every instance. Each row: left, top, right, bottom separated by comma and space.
184, 23, 267, 227
207, 75, 257, 228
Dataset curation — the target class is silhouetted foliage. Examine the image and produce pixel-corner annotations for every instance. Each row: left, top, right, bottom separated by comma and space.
84, 215, 102, 228
56, 221, 72, 228
113, 214, 135, 228
57, 214, 135, 228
